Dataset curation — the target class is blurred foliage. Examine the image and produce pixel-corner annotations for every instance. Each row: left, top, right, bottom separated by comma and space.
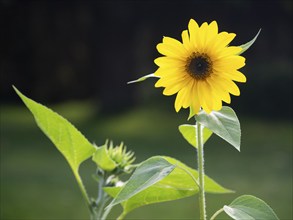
1, 101, 292, 219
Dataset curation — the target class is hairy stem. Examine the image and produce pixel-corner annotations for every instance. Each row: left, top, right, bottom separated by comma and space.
196, 122, 207, 220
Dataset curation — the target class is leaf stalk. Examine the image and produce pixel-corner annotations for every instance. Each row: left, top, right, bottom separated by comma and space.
210, 208, 224, 220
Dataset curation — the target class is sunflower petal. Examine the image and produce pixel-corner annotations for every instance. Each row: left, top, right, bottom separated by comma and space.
213, 55, 246, 71
227, 80, 241, 96
198, 22, 209, 51
221, 70, 247, 83
175, 92, 183, 112
181, 30, 191, 51
157, 43, 186, 59
175, 80, 193, 112
213, 32, 236, 51
188, 19, 199, 50
209, 77, 231, 104
210, 92, 223, 111
202, 81, 214, 112
161, 77, 191, 96
155, 72, 187, 86
197, 81, 212, 113
182, 80, 194, 108
191, 99, 201, 116
190, 81, 201, 115
215, 77, 240, 96
214, 46, 243, 60
205, 21, 218, 50
162, 36, 187, 54
209, 21, 218, 37
154, 57, 185, 67
154, 66, 184, 77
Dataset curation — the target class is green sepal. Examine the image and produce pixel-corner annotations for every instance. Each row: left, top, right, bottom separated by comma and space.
92, 144, 117, 172
127, 73, 159, 84
238, 29, 261, 55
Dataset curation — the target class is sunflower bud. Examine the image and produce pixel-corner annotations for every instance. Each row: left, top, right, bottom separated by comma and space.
92, 140, 135, 174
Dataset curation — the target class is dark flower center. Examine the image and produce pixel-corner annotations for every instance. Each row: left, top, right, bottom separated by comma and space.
186, 52, 212, 80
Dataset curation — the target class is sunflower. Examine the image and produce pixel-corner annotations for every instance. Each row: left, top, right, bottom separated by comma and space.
154, 19, 246, 116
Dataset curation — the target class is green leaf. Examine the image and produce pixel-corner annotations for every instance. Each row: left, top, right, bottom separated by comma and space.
92, 145, 117, 172
104, 156, 232, 219
238, 29, 261, 55
163, 156, 232, 194
107, 156, 175, 209
195, 106, 241, 151
13, 86, 96, 182
178, 124, 213, 148
223, 195, 279, 220
127, 73, 159, 84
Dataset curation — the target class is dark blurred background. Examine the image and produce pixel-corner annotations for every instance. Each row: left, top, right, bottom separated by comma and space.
1, 0, 292, 219
1, 0, 292, 117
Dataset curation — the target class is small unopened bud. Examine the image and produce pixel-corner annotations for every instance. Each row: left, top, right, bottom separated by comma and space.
92, 140, 135, 173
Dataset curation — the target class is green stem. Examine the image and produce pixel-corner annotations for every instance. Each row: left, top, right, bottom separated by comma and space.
73, 171, 93, 215
95, 196, 111, 220
91, 172, 112, 220
90, 211, 98, 220
210, 208, 224, 220
95, 176, 105, 205
101, 202, 112, 220
196, 122, 207, 220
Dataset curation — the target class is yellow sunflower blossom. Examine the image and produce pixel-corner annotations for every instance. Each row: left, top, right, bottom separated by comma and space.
154, 19, 246, 116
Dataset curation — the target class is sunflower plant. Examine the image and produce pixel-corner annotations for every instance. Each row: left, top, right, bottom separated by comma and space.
13, 19, 279, 220
128, 19, 278, 220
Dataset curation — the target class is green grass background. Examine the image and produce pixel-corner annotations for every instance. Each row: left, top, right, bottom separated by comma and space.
1, 101, 292, 219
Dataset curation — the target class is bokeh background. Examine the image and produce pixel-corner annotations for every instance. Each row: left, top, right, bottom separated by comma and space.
1, 0, 292, 219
